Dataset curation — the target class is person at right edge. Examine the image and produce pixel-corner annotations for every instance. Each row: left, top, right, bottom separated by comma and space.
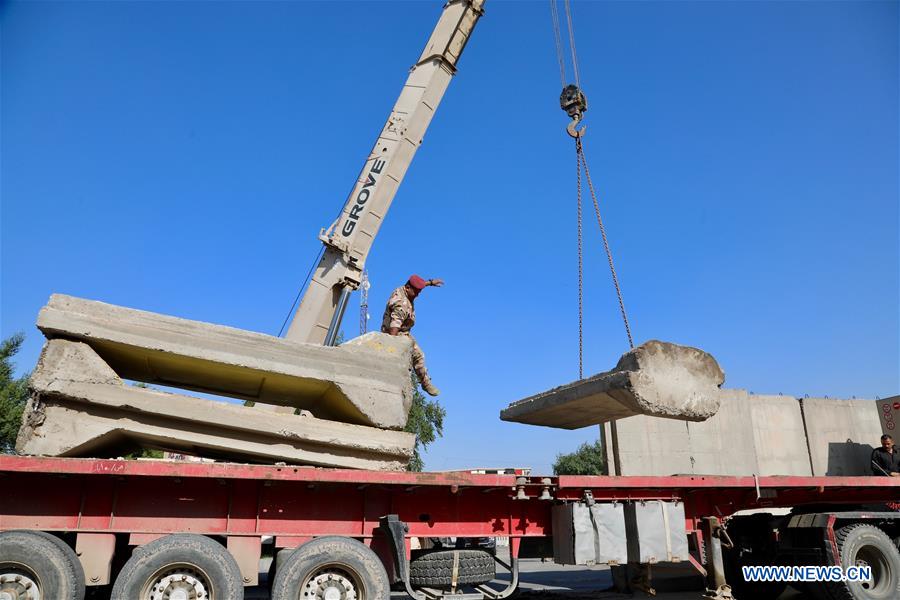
871, 434, 900, 476
381, 274, 443, 396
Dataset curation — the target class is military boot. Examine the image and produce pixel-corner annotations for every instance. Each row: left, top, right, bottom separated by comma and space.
421, 378, 441, 397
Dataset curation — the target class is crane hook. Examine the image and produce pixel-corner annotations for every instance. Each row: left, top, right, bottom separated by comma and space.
560, 84, 588, 138
567, 114, 586, 138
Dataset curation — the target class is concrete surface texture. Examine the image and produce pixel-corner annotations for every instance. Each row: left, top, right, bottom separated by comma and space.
37, 294, 414, 429
608, 414, 692, 476
611, 390, 760, 476
802, 397, 883, 476
17, 339, 415, 470
609, 392, 883, 477
684, 389, 759, 475
500, 341, 724, 429
748, 394, 812, 476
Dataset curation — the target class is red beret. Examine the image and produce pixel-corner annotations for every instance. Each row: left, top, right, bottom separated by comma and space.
407, 275, 428, 290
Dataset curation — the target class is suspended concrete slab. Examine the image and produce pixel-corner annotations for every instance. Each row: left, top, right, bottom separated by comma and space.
36, 294, 414, 430
500, 340, 724, 429
17, 339, 416, 470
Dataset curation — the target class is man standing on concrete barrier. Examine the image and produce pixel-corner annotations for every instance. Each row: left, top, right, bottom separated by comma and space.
871, 434, 900, 476
382, 274, 443, 397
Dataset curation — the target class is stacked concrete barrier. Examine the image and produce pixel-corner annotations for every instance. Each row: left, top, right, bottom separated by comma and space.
16, 295, 418, 469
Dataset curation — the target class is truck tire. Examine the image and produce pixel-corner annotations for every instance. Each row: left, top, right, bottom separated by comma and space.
0, 530, 85, 600
271, 536, 388, 600
409, 549, 495, 588
823, 523, 900, 600
29, 531, 87, 598
111, 534, 242, 600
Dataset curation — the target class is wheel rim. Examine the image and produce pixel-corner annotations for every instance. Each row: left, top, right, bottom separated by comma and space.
301, 564, 363, 600
141, 563, 213, 600
0, 564, 42, 600
854, 544, 892, 597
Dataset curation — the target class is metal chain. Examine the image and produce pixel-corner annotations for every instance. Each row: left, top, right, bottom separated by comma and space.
576, 137, 635, 349
576, 142, 584, 380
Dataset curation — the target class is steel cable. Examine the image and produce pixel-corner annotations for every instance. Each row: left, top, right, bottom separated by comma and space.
576, 137, 635, 349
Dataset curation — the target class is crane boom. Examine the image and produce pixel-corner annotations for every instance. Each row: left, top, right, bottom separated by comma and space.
285, 0, 485, 345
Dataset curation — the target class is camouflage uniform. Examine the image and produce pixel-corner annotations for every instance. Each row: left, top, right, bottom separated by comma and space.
381, 286, 430, 385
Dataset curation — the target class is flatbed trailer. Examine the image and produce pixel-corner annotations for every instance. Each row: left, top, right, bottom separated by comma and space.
1, 456, 898, 600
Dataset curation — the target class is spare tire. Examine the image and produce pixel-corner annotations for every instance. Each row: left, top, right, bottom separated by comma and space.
409, 549, 494, 589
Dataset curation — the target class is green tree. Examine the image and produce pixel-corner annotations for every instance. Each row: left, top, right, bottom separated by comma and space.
553, 440, 607, 475
404, 374, 446, 472
121, 447, 165, 459
0, 333, 30, 453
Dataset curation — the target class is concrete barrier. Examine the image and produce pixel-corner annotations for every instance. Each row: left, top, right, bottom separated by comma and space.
749, 395, 812, 476
686, 389, 759, 476
802, 398, 883, 476
610, 391, 813, 476
613, 390, 760, 476
17, 340, 416, 470
37, 294, 415, 429
501, 340, 723, 429
611, 415, 693, 476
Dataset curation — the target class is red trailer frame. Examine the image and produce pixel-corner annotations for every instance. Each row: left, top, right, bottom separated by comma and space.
2, 456, 898, 597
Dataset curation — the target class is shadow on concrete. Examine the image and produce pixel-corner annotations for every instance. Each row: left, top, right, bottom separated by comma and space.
826, 440, 875, 476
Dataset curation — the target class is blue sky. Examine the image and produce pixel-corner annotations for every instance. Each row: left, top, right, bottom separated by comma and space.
2, 0, 897, 473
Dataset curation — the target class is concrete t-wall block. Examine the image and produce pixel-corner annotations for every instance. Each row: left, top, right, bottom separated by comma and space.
686, 389, 760, 476
611, 391, 814, 477
500, 340, 724, 429
17, 339, 416, 470
748, 394, 812, 476
802, 397, 883, 476
36, 294, 415, 429
613, 414, 693, 476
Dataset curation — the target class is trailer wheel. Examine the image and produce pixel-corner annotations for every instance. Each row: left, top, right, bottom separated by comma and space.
824, 523, 900, 600
270, 536, 388, 600
111, 534, 242, 600
409, 549, 495, 589
0, 530, 85, 600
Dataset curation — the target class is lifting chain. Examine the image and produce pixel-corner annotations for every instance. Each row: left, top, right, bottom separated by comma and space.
576, 141, 584, 379
574, 137, 635, 378
551, 0, 634, 377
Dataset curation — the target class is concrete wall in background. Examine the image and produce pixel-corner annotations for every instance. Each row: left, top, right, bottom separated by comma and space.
802, 398, 882, 476
607, 392, 881, 477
